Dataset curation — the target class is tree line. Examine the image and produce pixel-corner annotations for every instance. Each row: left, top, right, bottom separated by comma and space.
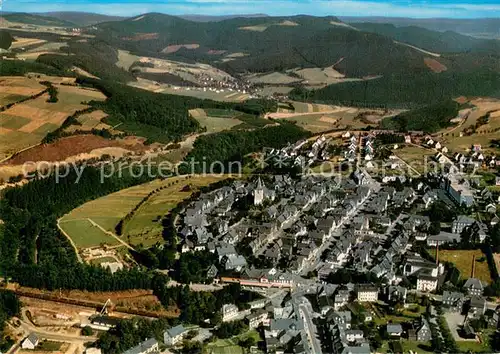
184, 122, 310, 173
0, 290, 20, 352
40, 81, 58, 103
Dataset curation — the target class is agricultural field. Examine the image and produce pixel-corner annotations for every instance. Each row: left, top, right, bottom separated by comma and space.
393, 145, 436, 174
130, 78, 250, 102
160, 86, 250, 102
270, 104, 389, 132
429, 249, 491, 283
0, 76, 46, 106
128, 55, 232, 83
285, 67, 364, 88
189, 108, 242, 133
58, 219, 119, 248
246, 72, 301, 85
122, 175, 229, 246
190, 108, 272, 133
291, 101, 342, 113
116, 49, 141, 70
61, 175, 229, 248
276, 113, 340, 133
0, 77, 106, 160
16, 41, 67, 61
440, 98, 500, 154
258, 86, 294, 96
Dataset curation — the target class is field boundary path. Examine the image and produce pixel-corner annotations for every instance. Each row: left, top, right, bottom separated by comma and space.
87, 218, 135, 251
56, 218, 83, 263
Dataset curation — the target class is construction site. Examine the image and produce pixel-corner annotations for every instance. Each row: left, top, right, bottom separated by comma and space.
1, 283, 179, 354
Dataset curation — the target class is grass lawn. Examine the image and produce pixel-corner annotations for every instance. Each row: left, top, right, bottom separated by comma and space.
428, 249, 492, 283
395, 145, 436, 174
206, 330, 260, 354
402, 341, 434, 354
456, 341, 489, 353
59, 219, 119, 248
62, 175, 231, 249
206, 339, 243, 354
37, 340, 62, 351
444, 132, 500, 154
90, 256, 118, 265
123, 175, 228, 246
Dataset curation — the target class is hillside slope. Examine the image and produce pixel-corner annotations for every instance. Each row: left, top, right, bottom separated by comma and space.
37, 12, 126, 26
2, 13, 76, 27
92, 13, 429, 77
351, 23, 500, 54
340, 17, 500, 39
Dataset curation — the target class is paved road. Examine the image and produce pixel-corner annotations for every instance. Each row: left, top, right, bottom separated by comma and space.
299, 299, 322, 354
300, 178, 380, 275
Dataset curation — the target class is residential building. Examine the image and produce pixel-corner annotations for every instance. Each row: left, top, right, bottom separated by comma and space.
123, 338, 159, 354
442, 291, 464, 313
463, 278, 484, 296
468, 296, 487, 317
164, 325, 187, 346
222, 304, 239, 322
416, 274, 438, 292
356, 284, 378, 302
387, 324, 403, 337
345, 329, 364, 342
246, 309, 268, 329
452, 215, 476, 234
442, 175, 474, 207
416, 318, 432, 341
21, 334, 39, 350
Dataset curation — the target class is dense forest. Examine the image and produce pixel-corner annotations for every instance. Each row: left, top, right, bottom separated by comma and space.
290, 69, 500, 108
37, 40, 135, 83
0, 290, 20, 352
380, 99, 460, 133
0, 166, 154, 288
92, 13, 500, 78
184, 122, 310, 173
351, 23, 500, 54
76, 78, 277, 144
0, 30, 13, 50
0, 59, 67, 76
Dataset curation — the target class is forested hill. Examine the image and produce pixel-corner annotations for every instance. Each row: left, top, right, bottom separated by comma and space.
90, 13, 429, 77
89, 13, 500, 77
1, 13, 77, 27
76, 78, 278, 143
291, 68, 500, 108
351, 23, 500, 54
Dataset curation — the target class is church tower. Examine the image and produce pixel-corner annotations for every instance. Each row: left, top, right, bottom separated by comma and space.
253, 177, 265, 205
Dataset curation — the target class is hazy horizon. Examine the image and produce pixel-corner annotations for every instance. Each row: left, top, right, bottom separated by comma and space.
2, 0, 500, 19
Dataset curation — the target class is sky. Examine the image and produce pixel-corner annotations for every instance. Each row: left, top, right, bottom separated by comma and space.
2, 0, 500, 18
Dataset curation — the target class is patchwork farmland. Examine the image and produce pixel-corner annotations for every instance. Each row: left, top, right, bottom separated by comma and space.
189, 108, 272, 133
60, 175, 229, 249
0, 76, 106, 160
270, 103, 390, 132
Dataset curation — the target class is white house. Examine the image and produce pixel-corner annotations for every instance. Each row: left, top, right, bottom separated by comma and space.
21, 334, 39, 350
164, 325, 187, 346
356, 285, 378, 302
222, 304, 239, 322
417, 275, 438, 292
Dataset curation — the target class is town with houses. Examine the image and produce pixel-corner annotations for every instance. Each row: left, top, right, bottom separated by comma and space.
8, 129, 500, 354
78, 131, 497, 354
